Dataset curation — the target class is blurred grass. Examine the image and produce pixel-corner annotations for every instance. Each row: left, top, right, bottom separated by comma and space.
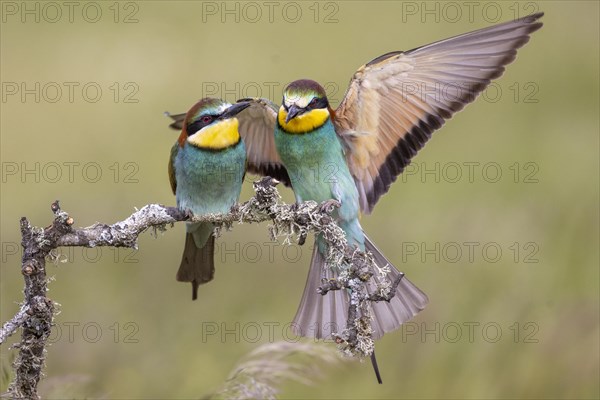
1, 1, 598, 399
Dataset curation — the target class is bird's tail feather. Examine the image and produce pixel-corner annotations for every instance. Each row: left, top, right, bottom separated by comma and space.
292, 245, 348, 339
292, 235, 428, 340
176, 232, 215, 300
364, 234, 428, 339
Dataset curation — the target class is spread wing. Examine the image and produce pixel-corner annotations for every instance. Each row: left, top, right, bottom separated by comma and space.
235, 98, 290, 186
168, 142, 178, 194
333, 13, 543, 213
165, 101, 290, 185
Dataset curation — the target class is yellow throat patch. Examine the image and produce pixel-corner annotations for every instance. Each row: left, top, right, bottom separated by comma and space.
278, 106, 330, 134
187, 118, 240, 150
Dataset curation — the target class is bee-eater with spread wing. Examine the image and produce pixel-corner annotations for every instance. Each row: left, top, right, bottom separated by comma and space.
168, 98, 250, 300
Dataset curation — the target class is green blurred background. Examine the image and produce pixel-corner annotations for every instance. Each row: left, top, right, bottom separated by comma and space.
1, 1, 598, 398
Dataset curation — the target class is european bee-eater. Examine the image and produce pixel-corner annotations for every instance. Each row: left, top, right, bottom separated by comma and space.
168, 98, 250, 300
265, 13, 542, 382
225, 13, 543, 342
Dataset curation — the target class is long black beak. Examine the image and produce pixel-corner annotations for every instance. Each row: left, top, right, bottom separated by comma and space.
220, 101, 251, 119
285, 105, 304, 123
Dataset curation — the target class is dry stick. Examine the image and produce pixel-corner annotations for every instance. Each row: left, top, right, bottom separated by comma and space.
0, 177, 398, 399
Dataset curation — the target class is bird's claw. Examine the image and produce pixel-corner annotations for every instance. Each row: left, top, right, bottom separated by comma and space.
256, 176, 280, 188
184, 209, 195, 220
298, 231, 307, 246
319, 199, 340, 214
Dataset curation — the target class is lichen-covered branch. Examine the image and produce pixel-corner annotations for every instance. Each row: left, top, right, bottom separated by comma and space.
317, 254, 406, 358
0, 304, 30, 345
0, 177, 398, 398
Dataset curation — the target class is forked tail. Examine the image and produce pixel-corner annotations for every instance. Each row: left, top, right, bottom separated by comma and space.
363, 235, 429, 339
292, 235, 428, 340
176, 232, 215, 300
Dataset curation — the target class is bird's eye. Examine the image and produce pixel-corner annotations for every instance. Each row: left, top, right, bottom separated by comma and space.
309, 97, 319, 106
186, 114, 216, 135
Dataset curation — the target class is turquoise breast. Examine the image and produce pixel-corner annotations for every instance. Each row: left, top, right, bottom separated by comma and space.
175, 141, 246, 215
274, 119, 364, 251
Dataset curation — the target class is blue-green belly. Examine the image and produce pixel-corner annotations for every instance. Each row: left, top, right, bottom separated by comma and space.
175, 142, 245, 215
274, 120, 364, 252
175, 141, 245, 248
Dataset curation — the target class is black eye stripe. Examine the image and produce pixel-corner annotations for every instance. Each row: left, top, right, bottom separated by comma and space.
186, 114, 218, 135
282, 96, 328, 112
307, 97, 328, 110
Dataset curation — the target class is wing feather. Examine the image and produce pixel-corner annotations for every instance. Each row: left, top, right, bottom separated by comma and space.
334, 13, 543, 213
234, 98, 290, 186
168, 142, 178, 195
165, 112, 186, 131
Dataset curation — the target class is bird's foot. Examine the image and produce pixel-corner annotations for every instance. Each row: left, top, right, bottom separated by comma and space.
319, 199, 341, 214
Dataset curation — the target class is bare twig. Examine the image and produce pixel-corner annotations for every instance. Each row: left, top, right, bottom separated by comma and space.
0, 177, 398, 398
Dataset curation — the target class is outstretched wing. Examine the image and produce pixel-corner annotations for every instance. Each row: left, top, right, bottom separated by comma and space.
165, 101, 290, 185
333, 13, 543, 213
234, 98, 290, 186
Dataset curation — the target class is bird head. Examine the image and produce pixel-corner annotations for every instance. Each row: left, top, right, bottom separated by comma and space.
180, 98, 250, 150
278, 79, 331, 133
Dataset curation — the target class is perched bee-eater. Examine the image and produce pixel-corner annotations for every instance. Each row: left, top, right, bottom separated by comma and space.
168, 98, 251, 300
